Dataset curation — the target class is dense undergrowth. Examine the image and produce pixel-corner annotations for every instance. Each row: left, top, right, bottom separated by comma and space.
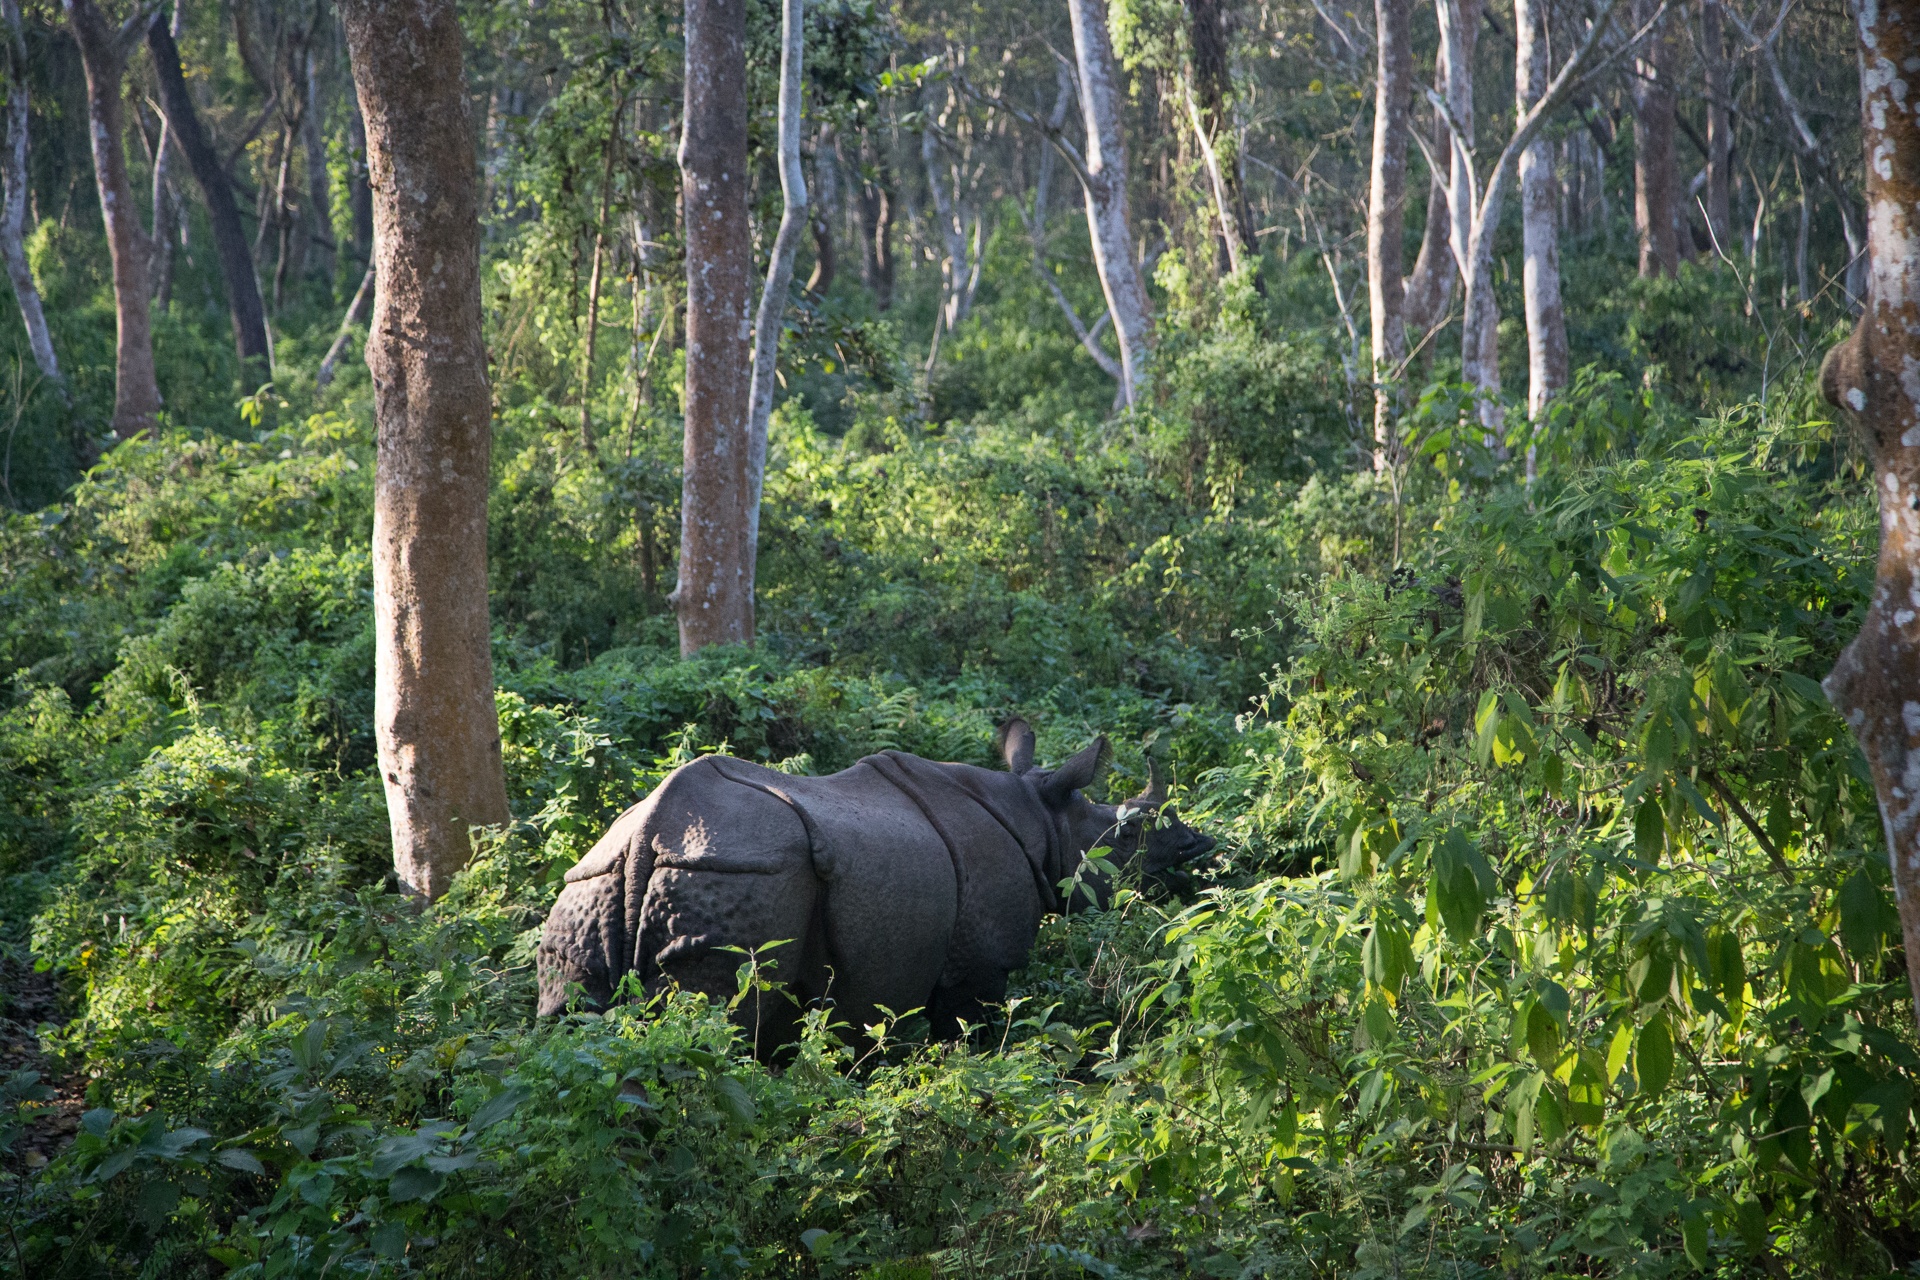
2, 102, 1914, 1271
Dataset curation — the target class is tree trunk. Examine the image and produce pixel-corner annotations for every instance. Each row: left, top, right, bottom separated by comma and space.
148, 13, 273, 372
1366, 0, 1411, 470
1184, 0, 1256, 276
674, 0, 755, 653
1820, 0, 1920, 1034
66, 0, 160, 439
1700, 0, 1732, 253
302, 47, 334, 283
853, 132, 894, 311
148, 2, 184, 312
338, 0, 511, 901
1516, 0, 1567, 451
1067, 0, 1152, 406
806, 128, 836, 296
744, 0, 806, 566
1403, 66, 1455, 335
1, 0, 62, 394
1631, 0, 1679, 277
349, 95, 373, 261
1437, 0, 1478, 300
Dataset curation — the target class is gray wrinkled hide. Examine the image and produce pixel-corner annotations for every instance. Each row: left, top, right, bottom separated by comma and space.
536, 742, 1212, 1048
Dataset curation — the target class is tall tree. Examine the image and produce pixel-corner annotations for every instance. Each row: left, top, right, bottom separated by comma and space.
147, 11, 273, 372
1184, 0, 1255, 277
1516, 0, 1568, 452
1, 0, 62, 397
1699, 0, 1733, 252
745, 0, 806, 562
146, 0, 182, 311
301, 40, 334, 284
65, 0, 161, 439
1068, 0, 1152, 407
337, 0, 511, 900
673, 0, 756, 653
1366, 0, 1412, 470
1631, 0, 1680, 277
1820, 0, 1920, 1033
1402, 64, 1455, 336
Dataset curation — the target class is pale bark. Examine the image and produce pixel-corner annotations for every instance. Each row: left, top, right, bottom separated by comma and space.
1, 0, 61, 394
1403, 65, 1455, 335
1517, 0, 1568, 448
1067, 0, 1152, 406
1631, 0, 1680, 276
147, 0, 183, 311
579, 122, 619, 450
1436, 0, 1478, 296
316, 261, 374, 390
1699, 0, 1732, 252
1367, 0, 1412, 470
1821, 0, 1920, 1033
339, 0, 511, 900
148, 12, 273, 371
674, 0, 756, 653
1031, 64, 1122, 383
66, 0, 160, 439
745, 0, 806, 562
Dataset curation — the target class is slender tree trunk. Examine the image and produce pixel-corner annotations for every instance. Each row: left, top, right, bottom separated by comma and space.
674, 0, 755, 653
1437, 0, 1478, 298
579, 121, 619, 451
66, 0, 160, 439
1032, 63, 1123, 383
1403, 68, 1455, 335
302, 47, 334, 283
1067, 0, 1152, 406
806, 127, 836, 296
744, 0, 806, 569
1516, 0, 1567, 457
149, 13, 273, 371
349, 95, 373, 261
1820, 0, 1920, 1034
1367, 0, 1411, 470
148, 2, 184, 312
1631, 0, 1679, 277
316, 260, 374, 390
338, 0, 511, 901
1700, 0, 1732, 253
1, 0, 61, 394
853, 132, 894, 311
1184, 0, 1255, 276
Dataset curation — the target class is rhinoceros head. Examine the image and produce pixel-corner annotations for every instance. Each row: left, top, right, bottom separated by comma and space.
1000, 720, 1216, 905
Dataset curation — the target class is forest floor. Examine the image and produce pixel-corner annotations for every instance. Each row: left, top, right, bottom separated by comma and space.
0, 957, 80, 1174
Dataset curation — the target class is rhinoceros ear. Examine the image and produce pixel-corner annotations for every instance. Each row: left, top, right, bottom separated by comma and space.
998, 718, 1037, 773
1039, 737, 1112, 805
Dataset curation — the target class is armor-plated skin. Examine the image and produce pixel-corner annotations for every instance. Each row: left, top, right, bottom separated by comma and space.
537, 721, 1214, 1049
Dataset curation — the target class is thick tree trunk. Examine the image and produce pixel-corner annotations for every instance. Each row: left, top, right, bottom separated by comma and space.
1516, 0, 1567, 445
745, 0, 806, 561
1700, 0, 1732, 253
1184, 0, 1255, 276
302, 48, 334, 283
1067, 0, 1152, 406
1821, 0, 1920, 1034
674, 0, 756, 653
1367, 0, 1412, 470
148, 14, 273, 372
1631, 0, 1680, 277
1, 0, 61, 394
338, 0, 511, 901
66, 0, 160, 439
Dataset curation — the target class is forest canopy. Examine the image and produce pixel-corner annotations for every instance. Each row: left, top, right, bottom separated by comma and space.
0, 0, 1912, 1276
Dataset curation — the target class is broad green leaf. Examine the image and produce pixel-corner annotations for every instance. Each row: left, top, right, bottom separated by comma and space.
1636, 1017, 1673, 1096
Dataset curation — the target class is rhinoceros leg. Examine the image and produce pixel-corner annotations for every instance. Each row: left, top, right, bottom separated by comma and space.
638, 773, 826, 1056
537, 869, 627, 1016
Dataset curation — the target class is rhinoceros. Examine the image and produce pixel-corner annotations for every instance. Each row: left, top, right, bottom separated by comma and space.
535, 719, 1214, 1047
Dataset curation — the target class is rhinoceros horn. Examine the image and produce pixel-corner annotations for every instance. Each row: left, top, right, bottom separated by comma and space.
1132, 755, 1168, 808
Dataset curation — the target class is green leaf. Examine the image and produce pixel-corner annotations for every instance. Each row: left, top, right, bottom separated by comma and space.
1838, 869, 1891, 960
1526, 1003, 1561, 1071
1682, 1211, 1708, 1269
713, 1076, 757, 1126
1634, 799, 1666, 862
214, 1148, 266, 1176
1636, 1017, 1674, 1096
388, 1165, 444, 1203
1363, 919, 1413, 994
800, 1228, 839, 1258
1431, 829, 1492, 942
467, 1084, 530, 1134
1780, 671, 1828, 704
